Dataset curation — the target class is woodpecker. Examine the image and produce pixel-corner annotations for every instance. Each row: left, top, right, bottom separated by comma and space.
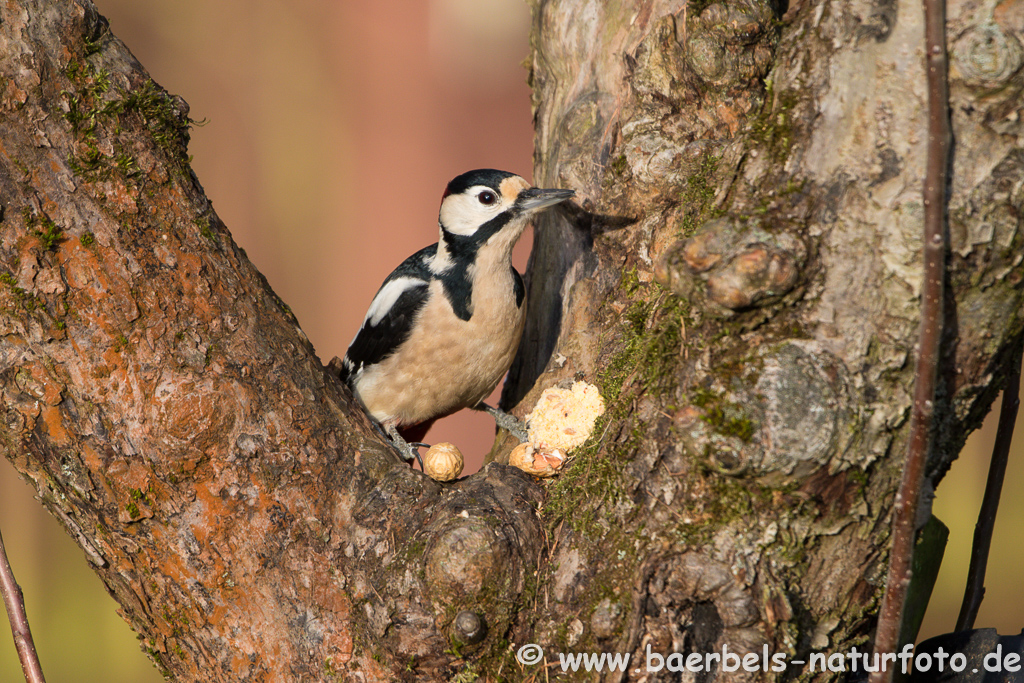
336, 169, 575, 464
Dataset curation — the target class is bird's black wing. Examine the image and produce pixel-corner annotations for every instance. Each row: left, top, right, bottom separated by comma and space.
338, 244, 437, 386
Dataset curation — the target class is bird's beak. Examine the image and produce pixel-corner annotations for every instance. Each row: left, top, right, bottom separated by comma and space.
516, 187, 575, 213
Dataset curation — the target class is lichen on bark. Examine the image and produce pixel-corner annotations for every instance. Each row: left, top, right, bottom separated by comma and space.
508, 0, 1024, 677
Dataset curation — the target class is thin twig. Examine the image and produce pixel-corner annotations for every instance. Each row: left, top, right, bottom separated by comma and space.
870, 0, 950, 677
0, 528, 47, 683
956, 348, 1022, 631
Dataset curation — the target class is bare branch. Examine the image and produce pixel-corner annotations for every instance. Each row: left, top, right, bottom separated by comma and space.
956, 349, 1022, 631
870, 0, 951, 677
0, 528, 47, 683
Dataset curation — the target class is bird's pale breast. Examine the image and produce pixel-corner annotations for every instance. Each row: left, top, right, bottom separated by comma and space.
355, 273, 525, 427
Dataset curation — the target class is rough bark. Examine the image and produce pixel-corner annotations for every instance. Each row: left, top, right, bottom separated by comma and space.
505, 0, 1024, 677
1, 1, 1022, 683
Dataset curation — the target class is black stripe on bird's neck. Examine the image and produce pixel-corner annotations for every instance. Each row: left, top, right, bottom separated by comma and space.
437, 262, 473, 322
440, 210, 514, 260
437, 211, 515, 322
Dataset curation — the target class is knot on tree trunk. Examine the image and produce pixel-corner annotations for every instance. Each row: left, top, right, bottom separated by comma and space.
656, 217, 806, 314
353, 463, 544, 664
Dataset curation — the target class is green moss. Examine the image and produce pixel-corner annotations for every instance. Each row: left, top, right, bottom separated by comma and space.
686, 0, 718, 17
11, 157, 30, 178
118, 79, 201, 161
691, 370, 761, 442
542, 441, 629, 535
689, 386, 715, 408
669, 474, 782, 547
748, 82, 801, 165
701, 402, 756, 441
83, 35, 103, 57
114, 151, 140, 176
22, 209, 65, 252
80, 231, 95, 246
33, 217, 64, 251
194, 217, 217, 242
63, 58, 201, 181
610, 154, 629, 177
1, 270, 46, 312
603, 289, 690, 404
623, 297, 650, 336
621, 266, 642, 297
160, 604, 190, 635
64, 59, 83, 82
322, 657, 339, 678
141, 638, 172, 678
449, 663, 481, 683
847, 467, 869, 498
62, 64, 111, 134
679, 152, 721, 235
276, 297, 294, 318
67, 142, 106, 179
683, 152, 719, 205
123, 487, 153, 521
112, 334, 129, 352
541, 277, 695, 536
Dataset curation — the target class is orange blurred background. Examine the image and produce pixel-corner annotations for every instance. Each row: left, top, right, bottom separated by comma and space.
1, 1, 1022, 681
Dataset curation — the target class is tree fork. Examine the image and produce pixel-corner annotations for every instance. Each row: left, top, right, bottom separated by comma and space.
2, 0, 1024, 681
0, 1, 549, 679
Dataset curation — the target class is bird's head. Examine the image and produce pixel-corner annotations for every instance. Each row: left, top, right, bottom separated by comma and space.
437, 169, 574, 260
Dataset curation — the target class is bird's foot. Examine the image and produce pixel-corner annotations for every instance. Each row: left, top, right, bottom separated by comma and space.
384, 422, 425, 469
475, 402, 529, 443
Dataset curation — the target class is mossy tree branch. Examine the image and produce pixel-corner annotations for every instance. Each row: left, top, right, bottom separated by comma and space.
2, 0, 1023, 681
1, 2, 545, 680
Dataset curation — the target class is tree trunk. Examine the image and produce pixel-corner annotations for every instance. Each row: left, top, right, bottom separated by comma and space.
2, 0, 1022, 682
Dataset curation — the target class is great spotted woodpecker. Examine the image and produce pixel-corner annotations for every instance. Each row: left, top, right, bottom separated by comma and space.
335, 169, 574, 464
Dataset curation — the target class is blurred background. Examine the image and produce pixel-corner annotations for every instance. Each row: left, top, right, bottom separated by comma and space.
1, 1, 1021, 681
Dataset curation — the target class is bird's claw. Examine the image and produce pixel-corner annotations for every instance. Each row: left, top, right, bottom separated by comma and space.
476, 402, 529, 443
399, 441, 425, 470
384, 423, 425, 469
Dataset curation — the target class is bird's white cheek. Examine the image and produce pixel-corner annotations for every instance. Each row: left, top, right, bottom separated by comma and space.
439, 196, 502, 236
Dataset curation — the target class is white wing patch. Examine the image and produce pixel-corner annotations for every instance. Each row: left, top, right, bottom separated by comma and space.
365, 276, 425, 327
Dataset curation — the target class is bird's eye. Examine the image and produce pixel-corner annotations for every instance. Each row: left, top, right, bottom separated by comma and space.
478, 191, 496, 205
